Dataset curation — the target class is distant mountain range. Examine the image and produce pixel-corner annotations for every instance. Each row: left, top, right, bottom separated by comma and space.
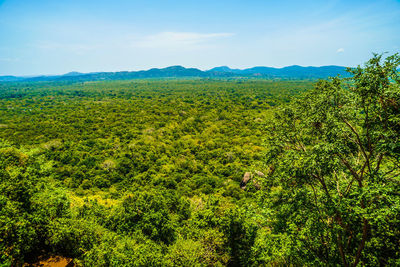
0, 65, 350, 82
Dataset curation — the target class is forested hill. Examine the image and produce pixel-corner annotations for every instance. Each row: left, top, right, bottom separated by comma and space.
0, 65, 349, 82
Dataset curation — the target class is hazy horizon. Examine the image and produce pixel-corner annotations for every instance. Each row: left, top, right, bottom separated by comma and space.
0, 0, 399, 76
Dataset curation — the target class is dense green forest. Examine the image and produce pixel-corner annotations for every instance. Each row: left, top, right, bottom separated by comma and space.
0, 54, 399, 266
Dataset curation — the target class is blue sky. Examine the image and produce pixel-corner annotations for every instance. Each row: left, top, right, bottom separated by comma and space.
0, 0, 399, 75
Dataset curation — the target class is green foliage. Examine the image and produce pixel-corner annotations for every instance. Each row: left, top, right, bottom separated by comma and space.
83, 235, 165, 267
1, 79, 301, 265
109, 190, 177, 244
264, 53, 400, 266
0, 57, 398, 266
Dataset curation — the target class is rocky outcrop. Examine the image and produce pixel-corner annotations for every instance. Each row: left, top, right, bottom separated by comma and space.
240, 170, 264, 190
240, 172, 252, 189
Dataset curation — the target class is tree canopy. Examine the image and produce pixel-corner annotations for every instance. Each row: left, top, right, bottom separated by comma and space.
0, 54, 399, 266
264, 53, 400, 266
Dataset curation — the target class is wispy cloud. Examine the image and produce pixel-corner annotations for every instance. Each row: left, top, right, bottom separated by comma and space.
337, 48, 345, 53
132, 31, 234, 49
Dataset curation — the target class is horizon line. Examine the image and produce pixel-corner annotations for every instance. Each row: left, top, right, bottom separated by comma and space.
0, 64, 351, 77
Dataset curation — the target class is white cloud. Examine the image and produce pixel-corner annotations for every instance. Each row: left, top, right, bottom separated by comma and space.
337, 48, 345, 53
132, 31, 234, 49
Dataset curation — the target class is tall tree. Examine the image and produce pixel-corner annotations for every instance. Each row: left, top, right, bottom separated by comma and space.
264, 54, 400, 266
